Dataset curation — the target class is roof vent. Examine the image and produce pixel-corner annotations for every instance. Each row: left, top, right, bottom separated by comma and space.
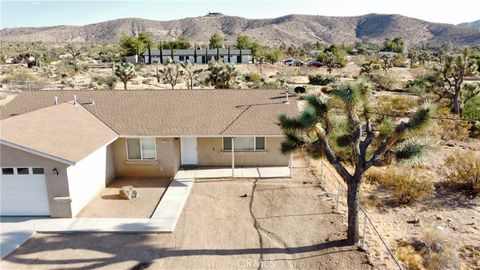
91, 99, 95, 106
73, 95, 78, 105
54, 96, 58, 105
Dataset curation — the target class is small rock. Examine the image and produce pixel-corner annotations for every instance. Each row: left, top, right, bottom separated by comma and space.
326, 193, 331, 197
407, 218, 420, 224
436, 216, 442, 220
447, 218, 452, 223
239, 194, 248, 198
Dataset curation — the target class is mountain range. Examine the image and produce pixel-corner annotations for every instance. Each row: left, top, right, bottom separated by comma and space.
1, 13, 480, 46
458, 19, 480, 31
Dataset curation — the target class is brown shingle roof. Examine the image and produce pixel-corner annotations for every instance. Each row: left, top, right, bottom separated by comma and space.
0, 102, 118, 164
1, 90, 298, 136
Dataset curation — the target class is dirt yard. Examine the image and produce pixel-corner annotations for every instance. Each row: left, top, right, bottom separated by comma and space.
77, 178, 171, 218
1, 155, 372, 270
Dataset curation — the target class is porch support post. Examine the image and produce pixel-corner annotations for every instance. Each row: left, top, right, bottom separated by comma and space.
289, 154, 293, 177
231, 137, 235, 177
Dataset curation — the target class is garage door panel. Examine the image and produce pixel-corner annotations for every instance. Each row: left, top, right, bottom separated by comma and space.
1, 174, 50, 216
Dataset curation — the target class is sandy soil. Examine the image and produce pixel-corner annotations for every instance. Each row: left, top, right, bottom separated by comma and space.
1, 155, 372, 270
313, 140, 480, 269
77, 178, 170, 218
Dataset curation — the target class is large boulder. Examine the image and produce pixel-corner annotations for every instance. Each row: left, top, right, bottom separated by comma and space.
119, 185, 138, 200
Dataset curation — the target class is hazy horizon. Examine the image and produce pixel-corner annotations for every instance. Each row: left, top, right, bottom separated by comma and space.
1, 0, 479, 29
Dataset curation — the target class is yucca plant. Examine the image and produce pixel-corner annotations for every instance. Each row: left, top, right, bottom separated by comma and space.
278, 80, 435, 245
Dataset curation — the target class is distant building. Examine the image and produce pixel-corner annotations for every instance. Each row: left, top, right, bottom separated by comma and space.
140, 48, 252, 64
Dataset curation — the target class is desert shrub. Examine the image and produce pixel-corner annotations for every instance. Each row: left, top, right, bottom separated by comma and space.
374, 95, 417, 116
462, 95, 480, 123
243, 72, 262, 83
308, 74, 338, 85
392, 53, 408, 67
396, 228, 459, 270
442, 150, 480, 195
365, 167, 434, 205
370, 74, 397, 91
431, 108, 471, 141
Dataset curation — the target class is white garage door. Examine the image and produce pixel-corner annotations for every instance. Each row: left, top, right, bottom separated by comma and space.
1, 167, 50, 216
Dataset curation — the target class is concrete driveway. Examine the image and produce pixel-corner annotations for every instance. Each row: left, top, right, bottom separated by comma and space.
1, 158, 373, 269
1, 177, 194, 259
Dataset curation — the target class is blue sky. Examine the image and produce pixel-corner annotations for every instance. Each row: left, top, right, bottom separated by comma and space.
1, 0, 479, 29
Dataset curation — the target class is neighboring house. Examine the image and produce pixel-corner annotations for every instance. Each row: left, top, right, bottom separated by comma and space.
0, 90, 297, 218
139, 48, 251, 64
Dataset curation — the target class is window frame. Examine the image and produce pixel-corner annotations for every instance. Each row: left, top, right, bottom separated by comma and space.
126, 138, 157, 161
222, 136, 266, 152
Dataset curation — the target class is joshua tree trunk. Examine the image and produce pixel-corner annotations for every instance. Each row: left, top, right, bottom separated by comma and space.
148, 47, 152, 64
346, 179, 360, 245
123, 81, 127, 90
453, 91, 461, 115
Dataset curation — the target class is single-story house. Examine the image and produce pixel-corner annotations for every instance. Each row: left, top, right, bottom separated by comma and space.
0, 90, 297, 218
139, 48, 252, 64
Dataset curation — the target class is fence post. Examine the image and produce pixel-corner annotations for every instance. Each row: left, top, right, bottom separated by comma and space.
335, 181, 341, 210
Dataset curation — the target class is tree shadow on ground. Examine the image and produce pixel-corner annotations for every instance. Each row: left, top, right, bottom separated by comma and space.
4, 231, 352, 269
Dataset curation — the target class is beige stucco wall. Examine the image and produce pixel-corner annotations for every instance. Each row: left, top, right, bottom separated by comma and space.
197, 137, 289, 167
105, 144, 115, 185
112, 138, 180, 178
0, 144, 72, 218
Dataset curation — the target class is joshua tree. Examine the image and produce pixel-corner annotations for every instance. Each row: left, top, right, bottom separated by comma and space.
278, 81, 434, 245
180, 62, 203, 89
114, 62, 136, 90
437, 49, 478, 114
380, 55, 392, 75
160, 58, 183, 90
359, 60, 380, 76
205, 61, 238, 89
64, 44, 81, 74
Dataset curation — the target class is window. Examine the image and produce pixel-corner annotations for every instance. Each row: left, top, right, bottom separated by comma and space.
223, 137, 266, 151
127, 138, 156, 160
2, 168, 14, 175
17, 168, 29, 175
32, 168, 45, 175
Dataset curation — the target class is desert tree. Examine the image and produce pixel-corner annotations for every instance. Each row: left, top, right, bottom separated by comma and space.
138, 31, 155, 64
359, 60, 380, 76
114, 62, 136, 90
209, 33, 223, 49
380, 55, 393, 75
180, 62, 203, 89
205, 61, 238, 89
160, 58, 184, 90
437, 49, 478, 114
64, 44, 82, 74
278, 80, 434, 245
235, 35, 252, 50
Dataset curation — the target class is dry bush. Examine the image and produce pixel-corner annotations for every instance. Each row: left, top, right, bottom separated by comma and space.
365, 167, 434, 205
374, 95, 418, 116
396, 228, 459, 270
370, 73, 398, 91
442, 150, 480, 195
430, 108, 471, 141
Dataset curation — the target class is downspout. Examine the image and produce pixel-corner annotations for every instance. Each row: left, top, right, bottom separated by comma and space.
231, 137, 235, 177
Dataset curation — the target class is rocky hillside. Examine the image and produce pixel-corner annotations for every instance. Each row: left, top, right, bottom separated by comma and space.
458, 19, 480, 30
2, 13, 480, 46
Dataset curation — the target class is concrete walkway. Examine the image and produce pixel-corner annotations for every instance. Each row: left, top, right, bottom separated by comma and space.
175, 166, 291, 179
0, 177, 194, 259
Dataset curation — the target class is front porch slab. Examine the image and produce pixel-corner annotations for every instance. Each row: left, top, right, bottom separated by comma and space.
77, 177, 170, 218
176, 166, 291, 179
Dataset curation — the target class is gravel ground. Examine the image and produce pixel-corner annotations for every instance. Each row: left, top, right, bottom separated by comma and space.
1, 155, 372, 270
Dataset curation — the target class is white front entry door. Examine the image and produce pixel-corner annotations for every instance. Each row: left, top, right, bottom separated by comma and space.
181, 137, 198, 165
1, 168, 50, 216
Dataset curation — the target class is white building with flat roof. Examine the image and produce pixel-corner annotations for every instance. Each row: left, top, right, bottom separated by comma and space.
141, 48, 251, 64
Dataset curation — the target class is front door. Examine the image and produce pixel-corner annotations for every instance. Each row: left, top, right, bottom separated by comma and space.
181, 137, 198, 165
